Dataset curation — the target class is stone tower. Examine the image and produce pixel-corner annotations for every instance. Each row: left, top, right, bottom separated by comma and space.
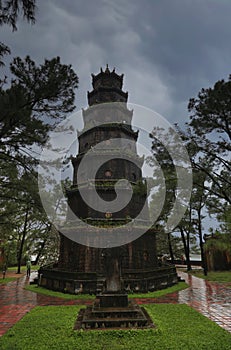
39, 67, 178, 293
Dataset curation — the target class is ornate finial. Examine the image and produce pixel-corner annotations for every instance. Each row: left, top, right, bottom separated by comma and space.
100, 67, 103, 73
113, 68, 115, 72
105, 64, 110, 73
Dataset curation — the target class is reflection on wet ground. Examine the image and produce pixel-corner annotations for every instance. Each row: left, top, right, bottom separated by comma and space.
178, 271, 231, 332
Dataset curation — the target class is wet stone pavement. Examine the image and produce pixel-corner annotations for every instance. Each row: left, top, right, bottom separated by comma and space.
0, 272, 91, 336
134, 270, 231, 333
178, 271, 231, 333
0, 270, 230, 336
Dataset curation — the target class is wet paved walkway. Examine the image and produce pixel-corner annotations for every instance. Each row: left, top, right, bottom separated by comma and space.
0, 270, 231, 336
0, 272, 91, 337
135, 271, 231, 333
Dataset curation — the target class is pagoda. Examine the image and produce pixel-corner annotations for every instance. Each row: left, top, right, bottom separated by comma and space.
39, 66, 178, 294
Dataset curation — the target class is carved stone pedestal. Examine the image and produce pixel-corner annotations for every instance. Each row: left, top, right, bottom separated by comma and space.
74, 293, 154, 330
97, 293, 128, 308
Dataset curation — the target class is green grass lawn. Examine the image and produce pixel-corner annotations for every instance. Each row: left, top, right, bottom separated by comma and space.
128, 282, 188, 298
0, 304, 230, 350
190, 270, 231, 284
25, 282, 188, 300
25, 284, 95, 300
7, 265, 40, 273
0, 265, 39, 284
0, 277, 16, 284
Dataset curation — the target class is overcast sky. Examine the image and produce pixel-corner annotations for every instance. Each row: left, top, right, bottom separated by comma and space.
2, 0, 231, 125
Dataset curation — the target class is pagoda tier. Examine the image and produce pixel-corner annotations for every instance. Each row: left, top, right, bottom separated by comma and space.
71, 153, 144, 184
66, 187, 149, 220
81, 104, 133, 131
58, 228, 157, 271
77, 124, 138, 155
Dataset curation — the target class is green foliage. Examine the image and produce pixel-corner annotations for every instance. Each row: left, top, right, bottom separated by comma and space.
205, 233, 231, 254
0, 56, 78, 161
0, 42, 10, 67
211, 205, 231, 252
0, 0, 36, 67
0, 0, 36, 31
132, 179, 147, 196
188, 76, 231, 206
0, 55, 78, 268
219, 205, 231, 233
151, 74, 231, 267
1, 304, 231, 350
147, 127, 177, 224
0, 0, 77, 272
155, 230, 186, 258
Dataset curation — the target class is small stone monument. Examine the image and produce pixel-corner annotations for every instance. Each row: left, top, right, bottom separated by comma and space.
97, 247, 128, 308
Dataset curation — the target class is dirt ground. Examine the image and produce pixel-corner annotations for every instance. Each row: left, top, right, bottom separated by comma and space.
1, 271, 25, 279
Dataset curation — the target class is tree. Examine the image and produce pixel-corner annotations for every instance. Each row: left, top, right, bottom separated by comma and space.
186, 76, 231, 271
204, 205, 231, 271
26, 181, 68, 265
0, 169, 42, 272
0, 1, 79, 267
0, 55, 78, 155
188, 77, 231, 206
0, 0, 78, 186
188, 167, 210, 274
218, 205, 231, 235
0, 42, 10, 67
0, 0, 36, 66
0, 0, 36, 30
147, 127, 178, 261
148, 125, 195, 263
0, 55, 78, 255
0, 55, 78, 184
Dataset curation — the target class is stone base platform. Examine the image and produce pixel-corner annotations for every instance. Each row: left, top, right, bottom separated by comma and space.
38, 265, 178, 294
74, 293, 154, 330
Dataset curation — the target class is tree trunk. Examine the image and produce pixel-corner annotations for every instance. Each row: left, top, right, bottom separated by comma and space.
34, 238, 47, 265
179, 227, 192, 271
17, 207, 29, 274
34, 224, 52, 265
167, 232, 175, 264
197, 209, 207, 275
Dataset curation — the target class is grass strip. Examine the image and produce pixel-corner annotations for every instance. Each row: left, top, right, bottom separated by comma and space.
129, 282, 188, 298
0, 277, 16, 284
25, 284, 95, 300
25, 281, 188, 300
189, 270, 231, 284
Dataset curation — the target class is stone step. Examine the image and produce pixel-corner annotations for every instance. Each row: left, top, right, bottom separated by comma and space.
83, 309, 146, 320
79, 315, 149, 329
75, 304, 154, 330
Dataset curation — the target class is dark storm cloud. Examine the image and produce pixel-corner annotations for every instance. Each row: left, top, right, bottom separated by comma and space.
132, 0, 231, 100
1, 0, 231, 123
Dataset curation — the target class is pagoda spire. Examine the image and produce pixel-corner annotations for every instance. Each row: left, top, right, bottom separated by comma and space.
105, 63, 110, 73
87, 66, 127, 106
